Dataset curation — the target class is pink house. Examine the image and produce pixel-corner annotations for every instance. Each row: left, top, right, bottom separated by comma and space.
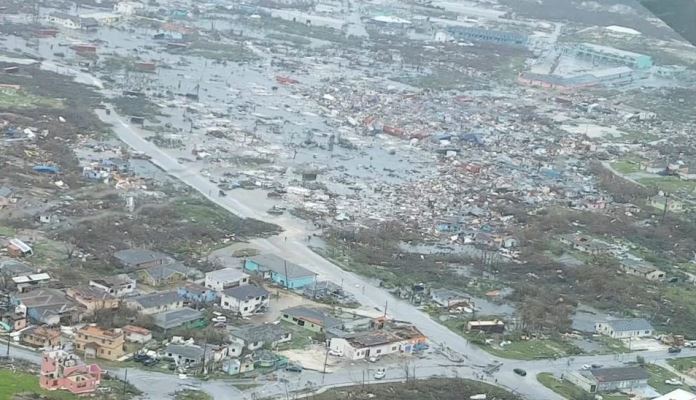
39, 350, 102, 394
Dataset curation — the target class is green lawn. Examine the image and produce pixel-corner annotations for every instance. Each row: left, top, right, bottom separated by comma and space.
0, 369, 76, 400
611, 161, 641, 174
646, 364, 689, 394
668, 356, 696, 373
537, 373, 629, 400
0, 225, 15, 237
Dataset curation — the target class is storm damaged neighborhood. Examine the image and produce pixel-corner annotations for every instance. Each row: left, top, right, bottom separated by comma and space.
1, 0, 696, 399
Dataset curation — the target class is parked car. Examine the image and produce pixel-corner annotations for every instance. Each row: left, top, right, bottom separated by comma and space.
132, 354, 149, 362
143, 358, 159, 367
368, 356, 378, 363
285, 363, 303, 372
328, 349, 344, 357
669, 347, 682, 353
374, 368, 386, 380
513, 368, 527, 377
581, 364, 591, 370
591, 364, 603, 369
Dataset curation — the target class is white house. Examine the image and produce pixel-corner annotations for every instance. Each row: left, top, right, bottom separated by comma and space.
122, 325, 152, 344
595, 318, 654, 339
89, 274, 136, 297
46, 12, 81, 29
114, 1, 144, 16
205, 268, 249, 292
328, 324, 426, 360
220, 285, 269, 316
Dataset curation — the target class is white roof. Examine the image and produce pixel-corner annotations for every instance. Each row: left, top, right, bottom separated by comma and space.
606, 25, 641, 35
652, 389, 696, 400
578, 43, 647, 60
12, 273, 49, 284
372, 15, 411, 24
591, 66, 634, 77
9, 239, 32, 253
206, 268, 249, 282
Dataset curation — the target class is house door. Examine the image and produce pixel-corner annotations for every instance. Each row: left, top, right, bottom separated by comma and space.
365, 349, 370, 358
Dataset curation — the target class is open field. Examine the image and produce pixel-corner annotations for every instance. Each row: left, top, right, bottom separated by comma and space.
0, 88, 62, 109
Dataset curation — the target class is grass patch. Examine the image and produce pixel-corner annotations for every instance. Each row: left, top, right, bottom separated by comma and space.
275, 321, 318, 351
441, 319, 581, 360
314, 378, 521, 400
0, 225, 16, 237
174, 389, 212, 400
646, 364, 688, 394
0, 369, 76, 400
638, 176, 696, 194
611, 160, 641, 174
537, 373, 592, 400
0, 88, 63, 109
668, 356, 696, 373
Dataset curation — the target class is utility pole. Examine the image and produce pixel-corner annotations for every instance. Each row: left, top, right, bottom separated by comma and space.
122, 368, 128, 398
383, 300, 388, 319
284, 261, 290, 290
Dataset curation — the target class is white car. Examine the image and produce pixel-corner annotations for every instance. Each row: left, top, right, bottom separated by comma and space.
328, 349, 344, 357
368, 356, 379, 363
581, 364, 591, 370
374, 368, 386, 380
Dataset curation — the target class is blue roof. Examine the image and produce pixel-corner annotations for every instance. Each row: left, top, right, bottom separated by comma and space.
33, 165, 60, 174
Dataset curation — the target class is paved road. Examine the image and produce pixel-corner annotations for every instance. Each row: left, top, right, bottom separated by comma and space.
95, 107, 565, 399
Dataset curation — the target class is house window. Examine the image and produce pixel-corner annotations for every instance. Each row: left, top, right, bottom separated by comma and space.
376, 349, 381, 354
243, 307, 248, 311
392, 346, 397, 351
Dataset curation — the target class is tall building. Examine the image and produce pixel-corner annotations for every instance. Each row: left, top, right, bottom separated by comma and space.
74, 325, 125, 361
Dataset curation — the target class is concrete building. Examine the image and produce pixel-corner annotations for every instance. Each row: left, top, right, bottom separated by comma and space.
230, 324, 292, 351
74, 326, 125, 361
40, 350, 102, 394
595, 318, 654, 339
121, 325, 152, 343
89, 275, 136, 297
152, 307, 205, 330
113, 249, 170, 271
114, 1, 144, 16
66, 286, 119, 314
244, 254, 315, 289
568, 367, 649, 393
328, 322, 427, 360
653, 389, 696, 400
220, 285, 269, 316
45, 13, 81, 29
21, 326, 61, 348
571, 43, 653, 69
281, 306, 342, 333
447, 26, 527, 46
204, 268, 249, 292
126, 291, 183, 315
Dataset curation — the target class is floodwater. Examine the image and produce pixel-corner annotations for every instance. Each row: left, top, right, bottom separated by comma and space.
3, 7, 433, 223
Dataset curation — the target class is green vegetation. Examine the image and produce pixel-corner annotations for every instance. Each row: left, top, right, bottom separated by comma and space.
174, 389, 213, 400
668, 356, 696, 373
179, 39, 259, 62
111, 96, 162, 119
275, 321, 319, 351
265, 33, 311, 46
0, 226, 16, 237
646, 364, 688, 394
442, 318, 581, 360
537, 373, 630, 400
611, 160, 641, 174
0, 88, 63, 109
537, 373, 593, 400
638, 176, 696, 194
314, 378, 521, 400
0, 369, 76, 400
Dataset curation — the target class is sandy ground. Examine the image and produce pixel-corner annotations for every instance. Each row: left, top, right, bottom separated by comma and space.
626, 338, 668, 351
279, 344, 343, 372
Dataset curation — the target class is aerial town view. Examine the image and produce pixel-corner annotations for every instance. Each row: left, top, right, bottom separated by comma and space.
0, 0, 696, 399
